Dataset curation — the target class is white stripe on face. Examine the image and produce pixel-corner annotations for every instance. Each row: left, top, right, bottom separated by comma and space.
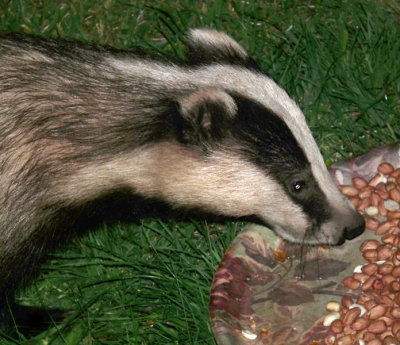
52, 142, 310, 242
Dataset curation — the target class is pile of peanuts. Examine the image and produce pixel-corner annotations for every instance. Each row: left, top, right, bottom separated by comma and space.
323, 163, 400, 345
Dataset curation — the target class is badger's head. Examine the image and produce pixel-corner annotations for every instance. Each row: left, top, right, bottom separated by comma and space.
158, 29, 364, 246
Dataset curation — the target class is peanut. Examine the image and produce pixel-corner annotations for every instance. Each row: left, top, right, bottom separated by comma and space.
343, 307, 361, 326
324, 334, 336, 345
366, 339, 382, 345
369, 173, 386, 187
387, 211, 400, 220
342, 277, 361, 290
342, 185, 360, 197
362, 249, 378, 263
391, 307, 400, 318
364, 332, 377, 342
350, 197, 362, 207
360, 189, 373, 199
381, 274, 395, 286
323, 311, 341, 326
392, 320, 400, 335
377, 245, 392, 261
365, 218, 380, 231
383, 199, 400, 212
389, 189, 400, 203
390, 168, 400, 177
323, 162, 400, 344
368, 305, 386, 320
351, 318, 370, 331
376, 221, 395, 235
336, 334, 354, 345
354, 273, 370, 283
360, 240, 381, 252
366, 206, 379, 217
367, 320, 386, 333
382, 335, 397, 345
388, 281, 400, 293
326, 301, 341, 312
378, 163, 394, 175
377, 263, 393, 275
342, 295, 354, 308
353, 177, 368, 189
391, 266, 400, 278
362, 263, 379, 276
371, 192, 382, 206
359, 198, 372, 214
330, 319, 343, 333
372, 279, 384, 291
377, 190, 390, 201
378, 200, 388, 217
381, 234, 397, 246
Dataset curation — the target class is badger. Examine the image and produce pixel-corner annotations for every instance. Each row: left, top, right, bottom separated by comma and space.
0, 29, 364, 331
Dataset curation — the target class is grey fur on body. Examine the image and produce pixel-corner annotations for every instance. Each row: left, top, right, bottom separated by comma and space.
0, 29, 364, 329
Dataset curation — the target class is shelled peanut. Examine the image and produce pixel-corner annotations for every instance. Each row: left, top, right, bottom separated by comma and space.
324, 163, 400, 345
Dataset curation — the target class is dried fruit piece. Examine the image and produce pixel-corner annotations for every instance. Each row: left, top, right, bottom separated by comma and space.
273, 249, 287, 262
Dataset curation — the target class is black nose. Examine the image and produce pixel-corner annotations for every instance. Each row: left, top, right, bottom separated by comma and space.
338, 214, 365, 245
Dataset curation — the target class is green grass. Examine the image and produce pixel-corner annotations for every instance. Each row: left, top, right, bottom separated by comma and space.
12, 221, 239, 345
0, 0, 400, 344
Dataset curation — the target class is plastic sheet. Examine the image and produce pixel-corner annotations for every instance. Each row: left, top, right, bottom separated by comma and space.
210, 143, 400, 345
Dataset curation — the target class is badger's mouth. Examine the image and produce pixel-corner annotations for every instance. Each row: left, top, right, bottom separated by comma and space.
263, 214, 365, 247
302, 212, 366, 246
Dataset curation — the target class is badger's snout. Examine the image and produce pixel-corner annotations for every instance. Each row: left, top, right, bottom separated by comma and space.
337, 212, 365, 245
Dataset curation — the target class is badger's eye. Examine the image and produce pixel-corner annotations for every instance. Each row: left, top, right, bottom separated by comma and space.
292, 180, 306, 192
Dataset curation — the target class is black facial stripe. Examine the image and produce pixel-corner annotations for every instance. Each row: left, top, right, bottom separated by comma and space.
294, 182, 332, 227
231, 95, 332, 226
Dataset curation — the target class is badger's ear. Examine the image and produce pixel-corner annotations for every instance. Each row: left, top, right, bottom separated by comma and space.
186, 29, 249, 65
176, 88, 237, 145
